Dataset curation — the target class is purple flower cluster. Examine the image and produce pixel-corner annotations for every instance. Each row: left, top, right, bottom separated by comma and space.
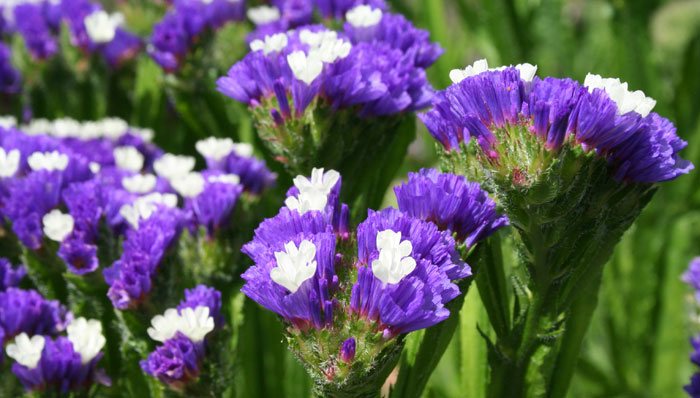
1, 120, 274, 309
148, 0, 245, 72
141, 285, 222, 387
422, 60, 693, 183
0, 287, 69, 342
0, 258, 25, 291
242, 167, 505, 337
218, 4, 439, 118
685, 258, 700, 397
0, 0, 141, 67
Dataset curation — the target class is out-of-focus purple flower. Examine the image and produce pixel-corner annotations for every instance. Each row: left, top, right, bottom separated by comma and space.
177, 285, 223, 326
0, 288, 69, 342
140, 333, 203, 387
184, 174, 243, 236
13, 3, 58, 60
60, 0, 99, 50
682, 258, 700, 301
0, 258, 25, 292
313, 0, 387, 20
422, 61, 693, 183
394, 169, 508, 247
0, 43, 21, 94
101, 29, 143, 68
688, 335, 700, 397
241, 209, 338, 330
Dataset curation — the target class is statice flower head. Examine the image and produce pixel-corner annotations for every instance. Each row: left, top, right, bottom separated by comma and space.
394, 169, 509, 247
141, 286, 222, 389
6, 317, 107, 392
0, 288, 70, 342
241, 168, 505, 392
217, 18, 439, 190
13, 2, 58, 60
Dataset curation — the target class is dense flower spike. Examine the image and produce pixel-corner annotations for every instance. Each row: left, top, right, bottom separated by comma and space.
0, 288, 70, 342
141, 286, 222, 388
0, 43, 21, 94
241, 168, 505, 392
394, 169, 509, 247
422, 59, 693, 183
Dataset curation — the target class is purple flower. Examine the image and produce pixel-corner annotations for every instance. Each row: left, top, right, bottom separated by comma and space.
350, 208, 462, 337
339, 337, 355, 363
688, 335, 700, 397
13, 3, 58, 60
313, 0, 387, 19
60, 0, 100, 50
140, 333, 203, 387
0, 258, 26, 292
683, 258, 700, 301
241, 209, 337, 330
58, 234, 99, 275
0, 43, 21, 94
184, 175, 243, 236
394, 169, 508, 247
0, 288, 69, 341
177, 285, 223, 326
421, 62, 693, 183
101, 29, 143, 68
10, 335, 107, 392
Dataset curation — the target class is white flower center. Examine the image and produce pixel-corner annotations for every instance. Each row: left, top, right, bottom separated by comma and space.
250, 33, 289, 55
6, 334, 45, 369
299, 30, 337, 47
122, 173, 157, 194
67, 318, 106, 364
287, 51, 324, 85
84, 10, 122, 44
285, 168, 339, 214
584, 73, 656, 117
346, 5, 383, 28
171, 172, 205, 198
89, 162, 101, 174
0, 147, 20, 178
147, 306, 214, 343
371, 230, 416, 284
270, 240, 318, 293
207, 173, 241, 185
42, 209, 74, 242
153, 154, 195, 180
28, 151, 69, 172
196, 137, 236, 161
113, 146, 144, 172
50, 118, 81, 138
309, 37, 352, 64
247, 5, 280, 25
100, 117, 129, 139
119, 193, 177, 229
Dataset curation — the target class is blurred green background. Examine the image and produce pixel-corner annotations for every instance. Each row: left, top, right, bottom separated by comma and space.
387, 0, 700, 397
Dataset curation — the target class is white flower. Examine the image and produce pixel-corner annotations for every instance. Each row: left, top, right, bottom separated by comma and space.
171, 172, 205, 198
28, 151, 69, 172
131, 127, 154, 142
250, 33, 289, 55
0, 147, 20, 178
23, 118, 52, 135
51, 118, 81, 138
299, 29, 338, 48
308, 37, 352, 64
233, 143, 254, 158
119, 193, 177, 229
207, 173, 240, 185
100, 117, 129, 139
42, 209, 74, 242
346, 5, 383, 28
449, 59, 489, 83
270, 240, 318, 293
287, 51, 324, 85
371, 230, 416, 284
153, 154, 195, 180
0, 115, 17, 128
285, 168, 339, 214
449, 59, 538, 84
84, 10, 123, 44
113, 146, 144, 172
79, 121, 102, 140
147, 308, 184, 342
147, 307, 214, 343
584, 73, 656, 117
178, 306, 215, 343
122, 173, 157, 194
67, 318, 106, 364
196, 137, 235, 161
89, 162, 101, 174
247, 5, 281, 25
6, 334, 45, 369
